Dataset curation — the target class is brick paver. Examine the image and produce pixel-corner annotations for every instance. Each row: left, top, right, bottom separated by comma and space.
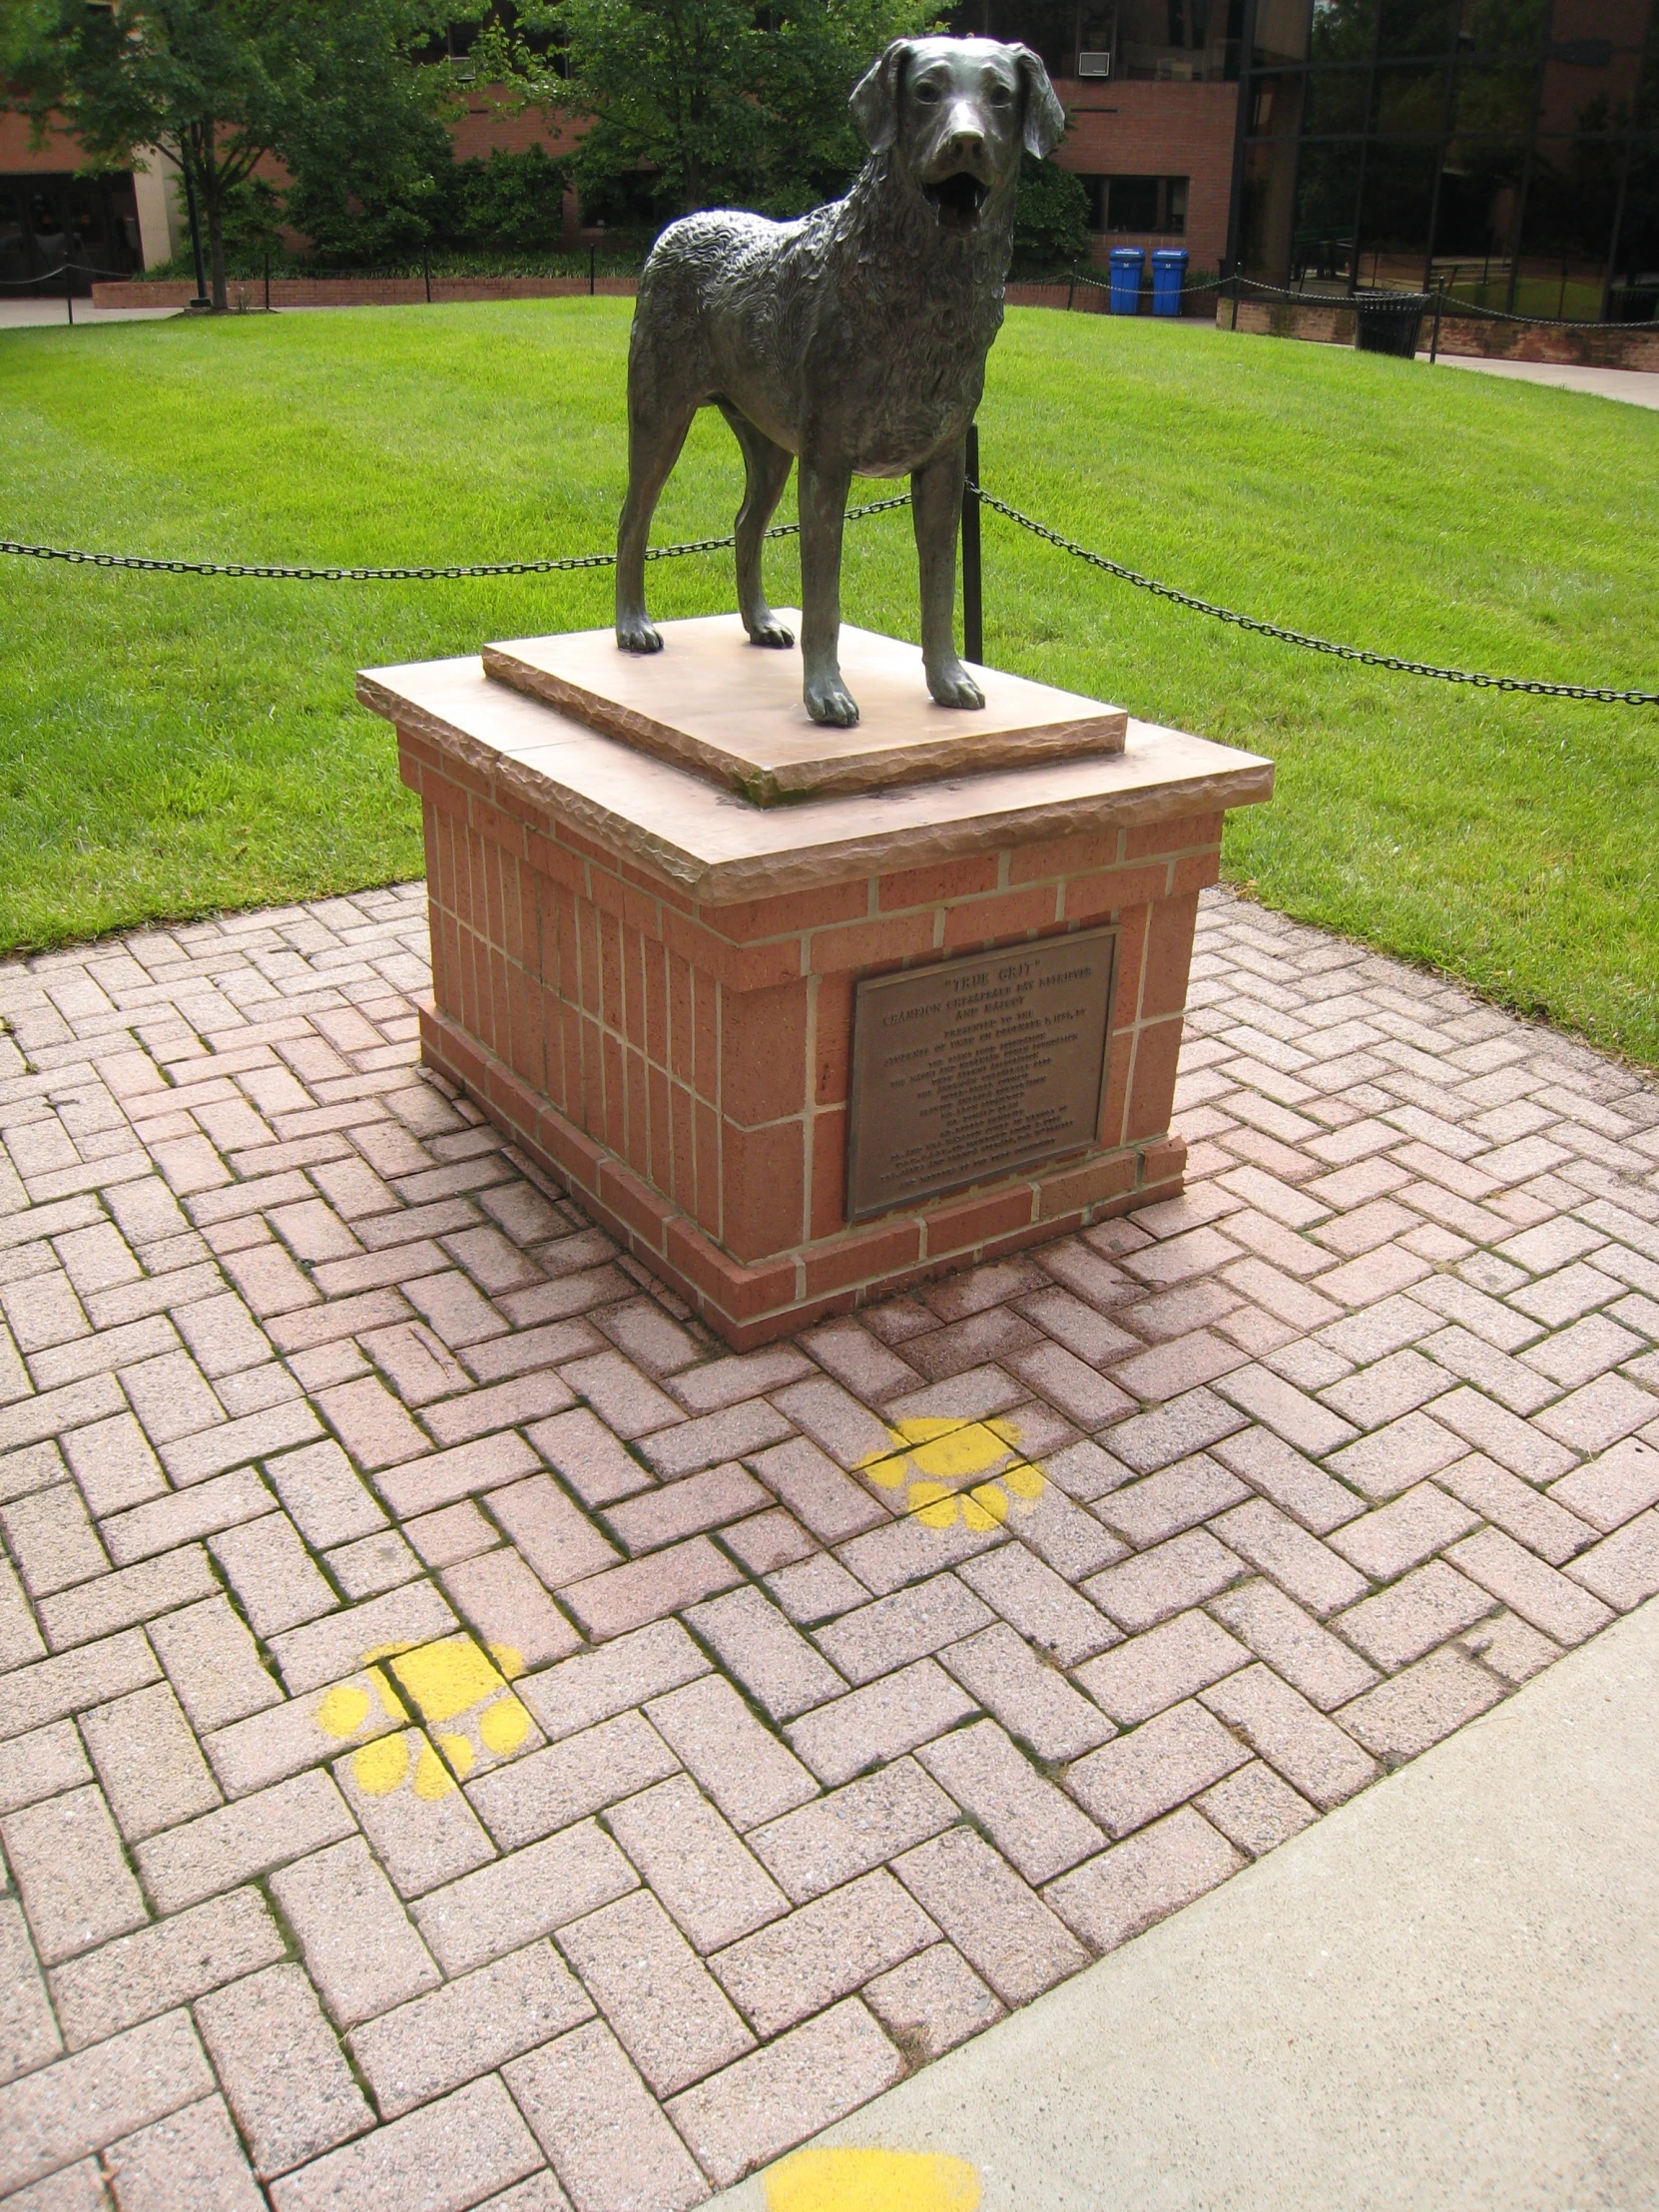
1, 881, 1656, 2200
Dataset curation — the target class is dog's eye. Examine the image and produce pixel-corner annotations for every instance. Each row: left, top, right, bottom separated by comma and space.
911, 82, 942, 103
988, 85, 1013, 106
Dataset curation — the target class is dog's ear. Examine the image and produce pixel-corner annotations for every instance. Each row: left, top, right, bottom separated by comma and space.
849, 40, 911, 153
1011, 46, 1067, 158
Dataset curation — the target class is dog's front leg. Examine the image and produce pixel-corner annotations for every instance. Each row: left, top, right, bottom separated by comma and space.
799, 458, 858, 727
913, 442, 985, 711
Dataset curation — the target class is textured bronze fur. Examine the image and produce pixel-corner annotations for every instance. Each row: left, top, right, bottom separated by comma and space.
615, 37, 1065, 727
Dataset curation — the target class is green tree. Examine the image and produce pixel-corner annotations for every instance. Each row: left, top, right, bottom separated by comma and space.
490, 0, 942, 225
5, 0, 479, 308
1011, 150, 1088, 272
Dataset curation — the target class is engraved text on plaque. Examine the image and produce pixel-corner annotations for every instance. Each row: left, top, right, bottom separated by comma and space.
845, 927, 1117, 1221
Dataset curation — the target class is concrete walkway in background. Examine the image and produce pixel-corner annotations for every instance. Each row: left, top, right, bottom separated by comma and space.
0, 298, 177, 327
719, 1588, 1659, 2211
1418, 351, 1659, 409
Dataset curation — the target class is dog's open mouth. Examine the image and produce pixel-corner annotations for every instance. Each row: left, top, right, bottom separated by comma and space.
922, 172, 990, 234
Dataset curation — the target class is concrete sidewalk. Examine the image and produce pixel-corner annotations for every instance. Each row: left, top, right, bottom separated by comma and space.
0, 299, 176, 327
720, 1587, 1659, 2211
1419, 351, 1659, 410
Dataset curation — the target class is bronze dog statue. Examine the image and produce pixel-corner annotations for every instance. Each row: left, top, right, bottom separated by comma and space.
615, 36, 1066, 727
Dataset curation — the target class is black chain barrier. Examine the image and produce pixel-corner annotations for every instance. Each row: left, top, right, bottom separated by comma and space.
0, 493, 912, 582
967, 485, 1659, 706
0, 260, 131, 288
1219, 272, 1651, 332
2, 484, 1654, 706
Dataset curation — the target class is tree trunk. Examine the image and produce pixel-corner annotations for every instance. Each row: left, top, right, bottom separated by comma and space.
200, 127, 229, 311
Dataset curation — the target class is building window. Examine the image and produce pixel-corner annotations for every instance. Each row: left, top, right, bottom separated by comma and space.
1087, 174, 1190, 232
947, 0, 1244, 81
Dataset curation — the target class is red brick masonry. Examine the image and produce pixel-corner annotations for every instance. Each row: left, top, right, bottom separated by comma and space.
398, 725, 1227, 1348
1218, 294, 1659, 372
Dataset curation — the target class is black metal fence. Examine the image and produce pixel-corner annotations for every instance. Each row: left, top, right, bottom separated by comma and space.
0, 261, 133, 321
1214, 273, 1658, 347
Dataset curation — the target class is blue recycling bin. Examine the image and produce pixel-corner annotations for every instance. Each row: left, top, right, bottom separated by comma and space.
1152, 248, 1189, 317
1109, 247, 1145, 314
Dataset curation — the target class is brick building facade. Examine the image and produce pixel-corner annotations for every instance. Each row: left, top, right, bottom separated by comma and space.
23, 0, 1652, 308
1045, 74, 1242, 275
5, 7, 1250, 282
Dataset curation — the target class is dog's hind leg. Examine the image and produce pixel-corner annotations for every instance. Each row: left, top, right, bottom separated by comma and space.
912, 440, 985, 711
616, 390, 699, 655
798, 457, 858, 726
718, 403, 795, 649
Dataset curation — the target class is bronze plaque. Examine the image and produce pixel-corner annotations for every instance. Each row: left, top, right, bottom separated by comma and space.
846, 928, 1118, 1222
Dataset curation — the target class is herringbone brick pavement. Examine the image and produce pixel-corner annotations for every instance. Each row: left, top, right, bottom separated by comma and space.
1, 882, 1656, 2210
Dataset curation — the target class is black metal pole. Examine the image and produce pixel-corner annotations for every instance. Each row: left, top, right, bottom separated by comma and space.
1428, 283, 1443, 364
264, 247, 271, 311
1066, 263, 1076, 310
589, 243, 596, 295
961, 420, 982, 667
423, 249, 431, 303
65, 261, 74, 325
182, 154, 210, 308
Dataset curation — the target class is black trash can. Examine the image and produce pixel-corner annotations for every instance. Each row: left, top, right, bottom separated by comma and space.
1354, 290, 1430, 357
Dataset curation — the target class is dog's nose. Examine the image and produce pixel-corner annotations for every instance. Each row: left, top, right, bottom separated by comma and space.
942, 103, 987, 162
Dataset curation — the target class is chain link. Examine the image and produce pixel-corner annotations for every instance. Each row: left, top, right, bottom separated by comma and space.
968, 486, 1659, 706
1222, 274, 1644, 332
0, 493, 913, 582
4, 481, 1653, 705
0, 260, 130, 289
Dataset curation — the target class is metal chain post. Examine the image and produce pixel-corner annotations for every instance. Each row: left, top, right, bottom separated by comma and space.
961, 423, 983, 665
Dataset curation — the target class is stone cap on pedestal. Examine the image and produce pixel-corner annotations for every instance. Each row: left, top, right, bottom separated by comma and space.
482, 612, 1128, 805
358, 637, 1273, 907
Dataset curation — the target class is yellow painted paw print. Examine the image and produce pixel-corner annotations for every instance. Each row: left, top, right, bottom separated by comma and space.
856, 1416, 1046, 1531
768, 2148, 980, 2212
315, 1637, 537, 1800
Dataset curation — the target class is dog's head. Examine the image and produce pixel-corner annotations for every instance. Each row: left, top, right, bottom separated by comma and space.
850, 36, 1066, 237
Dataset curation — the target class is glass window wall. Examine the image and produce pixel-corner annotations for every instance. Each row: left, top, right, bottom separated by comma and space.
0, 173, 141, 292
1229, 0, 1659, 315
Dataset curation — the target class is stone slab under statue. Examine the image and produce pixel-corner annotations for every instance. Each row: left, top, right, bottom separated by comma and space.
484, 614, 1126, 806
358, 622, 1272, 1347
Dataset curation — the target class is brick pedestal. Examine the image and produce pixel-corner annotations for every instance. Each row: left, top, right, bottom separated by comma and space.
361, 641, 1272, 1346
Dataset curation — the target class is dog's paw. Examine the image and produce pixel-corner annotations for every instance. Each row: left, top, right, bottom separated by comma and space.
926, 661, 986, 711
806, 678, 860, 727
616, 616, 664, 655
746, 617, 796, 649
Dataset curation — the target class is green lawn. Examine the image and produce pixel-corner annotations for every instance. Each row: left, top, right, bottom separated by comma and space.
2, 301, 1656, 1063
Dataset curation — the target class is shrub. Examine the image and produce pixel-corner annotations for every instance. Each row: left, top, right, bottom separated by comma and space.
1012, 155, 1092, 275
445, 146, 571, 258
